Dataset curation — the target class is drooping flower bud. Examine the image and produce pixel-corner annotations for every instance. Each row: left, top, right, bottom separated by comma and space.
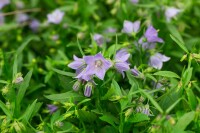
73, 80, 81, 91
84, 82, 93, 97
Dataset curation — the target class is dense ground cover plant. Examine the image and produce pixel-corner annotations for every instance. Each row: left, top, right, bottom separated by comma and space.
0, 0, 200, 132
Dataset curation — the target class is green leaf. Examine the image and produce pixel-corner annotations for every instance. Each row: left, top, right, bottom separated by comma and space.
166, 98, 182, 114
153, 71, 180, 79
186, 89, 197, 110
127, 113, 150, 123
0, 23, 18, 31
167, 24, 184, 44
77, 110, 97, 123
0, 100, 12, 119
17, 70, 33, 105
182, 68, 193, 87
16, 36, 40, 55
170, 34, 189, 54
99, 113, 118, 129
13, 56, 18, 79
13, 36, 39, 78
45, 91, 84, 102
14, 70, 33, 117
77, 99, 91, 106
22, 99, 38, 124
139, 89, 163, 113
52, 68, 75, 77
0, 80, 8, 84
112, 79, 122, 96
173, 111, 195, 132
77, 38, 85, 56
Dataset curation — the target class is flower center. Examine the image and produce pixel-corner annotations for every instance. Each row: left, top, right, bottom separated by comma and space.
95, 60, 103, 67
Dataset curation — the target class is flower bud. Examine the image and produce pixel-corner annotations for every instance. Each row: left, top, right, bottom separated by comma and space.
73, 80, 81, 91
180, 54, 187, 62
84, 82, 93, 97
125, 108, 133, 117
12, 73, 23, 84
55, 121, 64, 127
2, 85, 9, 95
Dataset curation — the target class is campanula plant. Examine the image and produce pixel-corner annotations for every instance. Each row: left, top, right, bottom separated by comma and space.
0, 0, 199, 133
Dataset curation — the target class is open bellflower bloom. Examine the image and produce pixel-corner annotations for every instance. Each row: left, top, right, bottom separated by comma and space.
68, 55, 91, 81
77, 53, 112, 80
144, 25, 163, 43
165, 7, 180, 22
122, 20, 140, 35
93, 34, 104, 47
47, 104, 58, 114
149, 53, 170, 69
0, 0, 10, 9
114, 49, 130, 78
47, 9, 64, 24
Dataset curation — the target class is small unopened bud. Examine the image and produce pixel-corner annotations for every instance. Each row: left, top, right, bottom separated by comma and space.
13, 120, 25, 132
191, 53, 200, 62
13, 73, 23, 84
138, 96, 145, 103
47, 104, 58, 114
64, 111, 74, 118
180, 54, 187, 62
84, 82, 93, 97
2, 85, 9, 95
55, 121, 64, 127
109, 95, 121, 101
131, 68, 140, 76
125, 108, 133, 117
73, 80, 81, 91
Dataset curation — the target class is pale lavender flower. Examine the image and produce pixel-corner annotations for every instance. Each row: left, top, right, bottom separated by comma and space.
47, 9, 64, 24
149, 53, 170, 69
93, 34, 104, 46
29, 19, 40, 32
0, 0, 10, 9
68, 55, 91, 81
47, 104, 58, 114
144, 26, 163, 43
122, 20, 140, 35
137, 37, 156, 50
165, 7, 180, 22
16, 13, 29, 23
130, 0, 139, 4
114, 49, 130, 77
77, 53, 112, 80
84, 82, 93, 97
